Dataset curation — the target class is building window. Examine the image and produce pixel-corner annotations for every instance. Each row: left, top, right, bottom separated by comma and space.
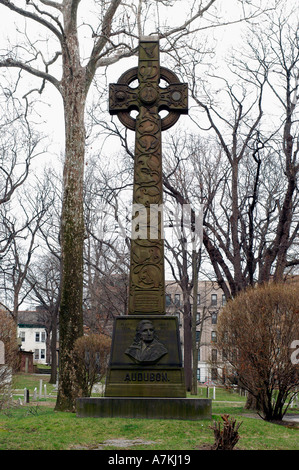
196, 312, 200, 323
35, 332, 40, 342
211, 331, 217, 343
232, 349, 237, 363
196, 331, 201, 343
41, 332, 46, 342
197, 294, 201, 305
197, 368, 201, 381
197, 348, 200, 361
174, 294, 180, 306
211, 368, 218, 381
211, 311, 218, 324
34, 349, 39, 360
166, 294, 172, 307
211, 349, 217, 362
41, 349, 45, 360
20, 331, 25, 342
211, 294, 217, 306
222, 294, 226, 306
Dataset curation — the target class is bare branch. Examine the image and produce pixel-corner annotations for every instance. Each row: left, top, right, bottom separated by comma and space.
0, 58, 61, 90
86, 0, 122, 80
39, 0, 63, 11
30, 1, 64, 33
0, 0, 63, 43
159, 0, 216, 39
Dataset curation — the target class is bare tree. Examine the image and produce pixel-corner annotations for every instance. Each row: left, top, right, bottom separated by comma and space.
26, 253, 61, 383
0, 90, 38, 205
23, 167, 63, 384
0, 85, 44, 290
161, 132, 207, 391
83, 154, 131, 331
0, 174, 54, 320
181, 5, 299, 297
246, 9, 299, 282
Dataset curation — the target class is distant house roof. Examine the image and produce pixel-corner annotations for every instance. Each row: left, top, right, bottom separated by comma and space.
18, 310, 47, 328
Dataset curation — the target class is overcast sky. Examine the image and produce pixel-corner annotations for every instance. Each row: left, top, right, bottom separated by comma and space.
0, 0, 297, 307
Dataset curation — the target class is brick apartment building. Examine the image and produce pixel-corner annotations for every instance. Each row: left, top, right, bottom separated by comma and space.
165, 280, 226, 383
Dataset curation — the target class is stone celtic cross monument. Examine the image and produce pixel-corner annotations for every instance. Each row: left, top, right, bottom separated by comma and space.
77, 37, 211, 419
105, 36, 187, 399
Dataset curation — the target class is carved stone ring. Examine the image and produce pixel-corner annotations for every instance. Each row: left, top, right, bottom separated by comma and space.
115, 66, 184, 131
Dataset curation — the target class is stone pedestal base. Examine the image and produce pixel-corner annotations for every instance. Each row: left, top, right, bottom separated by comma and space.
76, 397, 212, 421
105, 315, 186, 398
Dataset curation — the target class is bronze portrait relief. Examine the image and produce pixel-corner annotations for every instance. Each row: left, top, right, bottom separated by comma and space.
125, 319, 168, 365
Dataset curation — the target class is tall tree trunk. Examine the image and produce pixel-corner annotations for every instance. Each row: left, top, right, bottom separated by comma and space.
191, 250, 199, 395
183, 289, 192, 391
55, 78, 86, 410
55, 13, 87, 409
231, 158, 244, 292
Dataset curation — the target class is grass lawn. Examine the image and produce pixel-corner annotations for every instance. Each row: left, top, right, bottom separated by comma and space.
0, 373, 298, 451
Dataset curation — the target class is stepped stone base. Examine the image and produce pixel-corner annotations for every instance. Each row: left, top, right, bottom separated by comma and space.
76, 397, 212, 421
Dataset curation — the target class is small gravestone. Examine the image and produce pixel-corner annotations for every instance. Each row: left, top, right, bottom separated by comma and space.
24, 388, 29, 404
0, 340, 4, 365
